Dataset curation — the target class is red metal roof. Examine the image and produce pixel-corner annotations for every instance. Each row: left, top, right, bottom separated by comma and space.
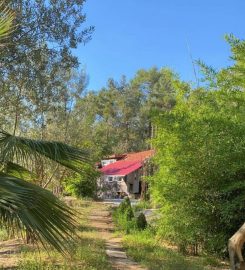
100, 160, 142, 176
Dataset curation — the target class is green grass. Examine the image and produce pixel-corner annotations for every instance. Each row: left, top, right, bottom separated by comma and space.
133, 200, 152, 212
14, 200, 112, 270
0, 228, 9, 241
111, 200, 228, 270
18, 236, 111, 270
122, 229, 229, 270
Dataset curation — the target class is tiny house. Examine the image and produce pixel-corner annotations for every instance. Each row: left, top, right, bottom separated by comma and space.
98, 150, 154, 199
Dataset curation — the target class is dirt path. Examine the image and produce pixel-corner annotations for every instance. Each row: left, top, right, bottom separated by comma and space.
0, 238, 22, 269
89, 202, 147, 270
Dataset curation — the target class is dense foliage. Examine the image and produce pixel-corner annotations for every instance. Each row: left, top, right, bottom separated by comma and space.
150, 36, 245, 256
64, 165, 100, 198
0, 8, 89, 253
113, 198, 148, 233
136, 213, 148, 230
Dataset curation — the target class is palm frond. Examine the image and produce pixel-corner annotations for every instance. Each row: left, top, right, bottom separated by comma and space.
0, 173, 77, 253
0, 130, 90, 173
0, 2, 15, 39
5, 162, 36, 181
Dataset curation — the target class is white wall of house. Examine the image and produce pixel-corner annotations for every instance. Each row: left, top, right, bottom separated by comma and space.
98, 168, 142, 198
101, 159, 117, 167
97, 175, 127, 199
104, 175, 128, 193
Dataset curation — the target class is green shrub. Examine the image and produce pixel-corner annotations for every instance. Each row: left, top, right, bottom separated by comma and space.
118, 197, 131, 213
151, 83, 245, 255
64, 165, 100, 198
136, 213, 147, 230
125, 207, 134, 221
113, 197, 136, 233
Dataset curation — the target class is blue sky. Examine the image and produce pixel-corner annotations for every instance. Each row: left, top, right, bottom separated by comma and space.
75, 0, 245, 90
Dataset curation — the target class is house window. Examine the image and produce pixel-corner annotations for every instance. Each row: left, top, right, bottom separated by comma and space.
108, 177, 113, 182
101, 161, 107, 167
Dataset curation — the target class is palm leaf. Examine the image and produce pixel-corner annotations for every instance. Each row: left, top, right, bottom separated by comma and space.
0, 173, 77, 253
0, 2, 15, 39
5, 162, 36, 181
0, 130, 90, 173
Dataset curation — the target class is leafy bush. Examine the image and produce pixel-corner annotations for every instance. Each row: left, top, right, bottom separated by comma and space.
113, 198, 149, 233
113, 197, 136, 233
118, 197, 132, 213
150, 56, 245, 255
136, 213, 147, 230
64, 165, 100, 198
125, 207, 134, 221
